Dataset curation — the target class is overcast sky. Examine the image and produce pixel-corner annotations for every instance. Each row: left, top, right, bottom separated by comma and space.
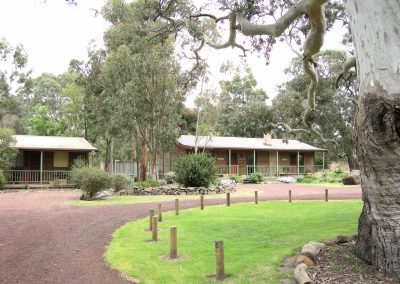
0, 0, 347, 106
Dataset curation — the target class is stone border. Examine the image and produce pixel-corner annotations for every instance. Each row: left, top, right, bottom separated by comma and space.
116, 184, 237, 196
293, 235, 353, 284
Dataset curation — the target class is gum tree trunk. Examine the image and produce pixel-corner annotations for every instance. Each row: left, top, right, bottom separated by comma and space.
345, 0, 400, 276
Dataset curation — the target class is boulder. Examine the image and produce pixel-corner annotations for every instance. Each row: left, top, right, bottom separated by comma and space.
300, 241, 326, 261
293, 263, 312, 284
296, 255, 314, 267
93, 190, 113, 200
342, 175, 360, 185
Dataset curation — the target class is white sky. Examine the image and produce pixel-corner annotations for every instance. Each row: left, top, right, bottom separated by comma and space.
0, 0, 346, 106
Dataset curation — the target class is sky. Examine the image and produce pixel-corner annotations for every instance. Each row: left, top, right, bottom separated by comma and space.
0, 0, 347, 106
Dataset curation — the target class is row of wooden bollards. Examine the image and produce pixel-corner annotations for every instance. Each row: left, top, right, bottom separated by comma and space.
148, 188, 331, 280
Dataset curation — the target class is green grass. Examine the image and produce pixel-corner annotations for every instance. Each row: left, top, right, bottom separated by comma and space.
105, 200, 362, 284
69, 191, 253, 206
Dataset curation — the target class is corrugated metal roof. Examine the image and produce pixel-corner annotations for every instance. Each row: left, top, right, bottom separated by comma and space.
13, 135, 97, 151
177, 135, 326, 152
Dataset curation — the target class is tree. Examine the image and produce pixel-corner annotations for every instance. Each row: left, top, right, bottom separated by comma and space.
273, 50, 358, 169
0, 128, 17, 170
0, 38, 32, 133
145, 0, 400, 276
27, 104, 64, 136
217, 64, 271, 137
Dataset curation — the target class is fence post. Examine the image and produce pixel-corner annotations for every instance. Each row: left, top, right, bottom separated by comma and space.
325, 189, 328, 202
149, 209, 155, 231
255, 191, 258, 204
226, 193, 231, 207
152, 216, 158, 242
201, 195, 204, 210
170, 226, 177, 259
289, 190, 292, 203
215, 240, 225, 280
175, 199, 179, 215
158, 203, 162, 222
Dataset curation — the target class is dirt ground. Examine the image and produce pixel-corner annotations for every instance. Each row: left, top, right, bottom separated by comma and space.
0, 184, 361, 284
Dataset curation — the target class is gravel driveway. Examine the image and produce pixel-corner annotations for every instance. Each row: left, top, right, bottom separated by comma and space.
0, 184, 361, 284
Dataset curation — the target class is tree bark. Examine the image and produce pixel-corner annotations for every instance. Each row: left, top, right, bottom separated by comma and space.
346, 0, 400, 276
139, 134, 147, 181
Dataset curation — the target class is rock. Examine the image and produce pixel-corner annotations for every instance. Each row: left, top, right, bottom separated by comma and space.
296, 255, 314, 267
336, 235, 353, 244
144, 187, 153, 193
322, 237, 337, 246
93, 190, 113, 200
300, 241, 326, 261
342, 175, 360, 185
293, 263, 312, 284
118, 189, 128, 196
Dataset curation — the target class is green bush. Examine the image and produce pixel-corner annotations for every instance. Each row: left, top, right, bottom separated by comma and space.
0, 170, 5, 189
174, 153, 216, 187
163, 172, 176, 184
248, 172, 264, 183
135, 177, 162, 188
229, 175, 243, 183
114, 174, 131, 191
320, 170, 348, 183
296, 176, 319, 184
71, 167, 113, 198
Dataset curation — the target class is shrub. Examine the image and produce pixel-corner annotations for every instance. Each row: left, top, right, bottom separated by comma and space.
229, 175, 243, 183
247, 172, 264, 183
114, 174, 131, 191
320, 170, 348, 183
0, 170, 5, 189
296, 176, 319, 184
135, 177, 162, 188
71, 167, 113, 198
163, 172, 176, 184
174, 153, 216, 187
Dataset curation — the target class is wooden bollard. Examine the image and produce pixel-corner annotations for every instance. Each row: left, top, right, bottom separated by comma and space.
226, 192, 231, 207
152, 216, 158, 242
325, 189, 329, 202
175, 199, 179, 215
149, 209, 155, 230
215, 240, 225, 280
289, 190, 292, 203
170, 226, 177, 259
200, 195, 204, 210
255, 191, 258, 204
158, 203, 162, 222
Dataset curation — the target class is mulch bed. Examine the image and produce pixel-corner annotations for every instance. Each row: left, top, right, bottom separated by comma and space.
308, 242, 399, 284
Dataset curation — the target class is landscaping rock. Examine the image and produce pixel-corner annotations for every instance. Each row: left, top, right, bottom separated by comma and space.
93, 190, 113, 200
294, 263, 312, 284
300, 241, 326, 261
118, 184, 237, 196
336, 234, 353, 244
296, 255, 314, 267
342, 170, 360, 185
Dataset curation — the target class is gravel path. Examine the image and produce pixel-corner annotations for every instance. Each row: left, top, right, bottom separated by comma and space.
0, 184, 361, 284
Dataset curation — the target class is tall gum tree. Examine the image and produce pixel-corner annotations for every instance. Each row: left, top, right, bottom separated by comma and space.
145, 0, 400, 276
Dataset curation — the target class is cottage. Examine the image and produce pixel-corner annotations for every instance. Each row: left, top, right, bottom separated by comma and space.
160, 134, 326, 177
5, 135, 97, 184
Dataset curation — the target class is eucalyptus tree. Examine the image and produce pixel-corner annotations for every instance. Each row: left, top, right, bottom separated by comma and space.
100, 0, 187, 179
217, 64, 271, 137
273, 50, 357, 169
137, 0, 400, 275
0, 38, 32, 133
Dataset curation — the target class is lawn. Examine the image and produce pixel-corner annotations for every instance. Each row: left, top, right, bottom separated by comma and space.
105, 200, 362, 284
69, 191, 253, 206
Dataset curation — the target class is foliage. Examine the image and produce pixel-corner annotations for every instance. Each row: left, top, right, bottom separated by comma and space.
296, 175, 319, 184
296, 170, 348, 184
0, 128, 17, 170
135, 177, 163, 188
113, 174, 131, 191
72, 157, 87, 170
0, 170, 5, 189
229, 174, 243, 183
27, 104, 65, 136
106, 201, 362, 283
71, 167, 114, 197
271, 50, 358, 169
247, 172, 264, 183
163, 172, 176, 184
174, 153, 216, 187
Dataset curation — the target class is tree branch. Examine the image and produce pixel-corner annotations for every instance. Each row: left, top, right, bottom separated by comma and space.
336, 56, 356, 88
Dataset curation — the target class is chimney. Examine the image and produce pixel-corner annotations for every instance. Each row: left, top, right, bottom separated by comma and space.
263, 133, 272, 145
